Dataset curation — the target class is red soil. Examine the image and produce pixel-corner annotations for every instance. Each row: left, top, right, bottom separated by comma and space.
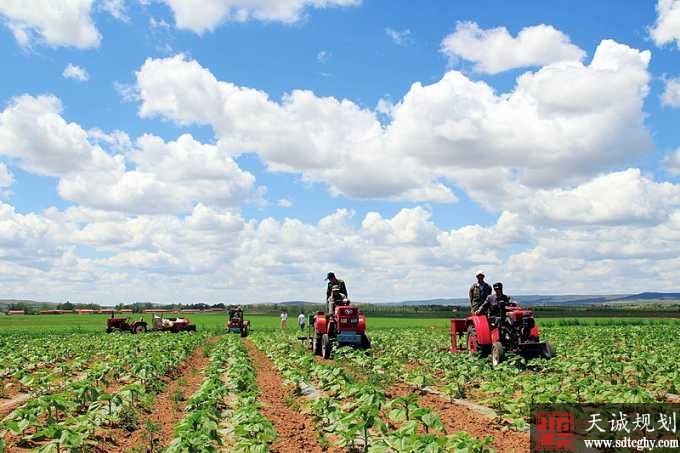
244, 339, 325, 453
98, 340, 216, 452
388, 383, 530, 453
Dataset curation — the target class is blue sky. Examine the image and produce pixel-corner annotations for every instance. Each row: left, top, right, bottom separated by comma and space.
1, 0, 680, 304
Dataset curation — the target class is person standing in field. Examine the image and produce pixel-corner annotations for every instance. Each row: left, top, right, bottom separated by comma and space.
298, 312, 306, 331
469, 270, 492, 313
280, 311, 288, 331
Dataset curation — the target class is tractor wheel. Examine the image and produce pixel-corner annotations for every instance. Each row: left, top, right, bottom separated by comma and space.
106, 327, 112, 333
360, 334, 371, 350
491, 341, 504, 367
467, 326, 490, 358
321, 334, 332, 359
132, 324, 146, 334
541, 342, 555, 359
312, 333, 322, 356
240, 325, 249, 337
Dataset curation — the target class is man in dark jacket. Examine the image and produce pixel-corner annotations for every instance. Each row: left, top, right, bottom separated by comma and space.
326, 272, 348, 313
475, 282, 511, 319
469, 270, 492, 312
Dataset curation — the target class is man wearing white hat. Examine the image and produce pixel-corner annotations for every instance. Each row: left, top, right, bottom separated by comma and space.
469, 270, 491, 313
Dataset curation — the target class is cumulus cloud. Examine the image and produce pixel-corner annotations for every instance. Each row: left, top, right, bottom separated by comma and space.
663, 148, 680, 175
661, 77, 680, 107
0, 202, 71, 271
440, 22, 586, 74
4, 194, 680, 301
505, 169, 680, 225
0, 95, 120, 177
0, 94, 256, 215
59, 133, 256, 214
63, 63, 90, 81
0, 163, 14, 188
277, 198, 293, 208
0, 0, 100, 48
133, 41, 651, 205
650, 0, 680, 48
134, 54, 455, 202
99, 0, 129, 22
157, 0, 361, 33
385, 27, 412, 46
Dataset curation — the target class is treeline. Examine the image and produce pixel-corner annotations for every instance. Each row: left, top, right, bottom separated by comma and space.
1, 301, 228, 314
113, 302, 227, 313
244, 303, 468, 315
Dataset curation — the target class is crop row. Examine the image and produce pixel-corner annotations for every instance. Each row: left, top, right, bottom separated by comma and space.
371, 325, 680, 426
0, 332, 207, 452
165, 334, 275, 453
251, 332, 493, 452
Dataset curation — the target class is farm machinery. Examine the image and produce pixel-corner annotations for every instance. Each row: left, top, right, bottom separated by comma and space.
225, 305, 250, 337
151, 314, 197, 332
450, 301, 555, 366
301, 286, 371, 359
106, 312, 147, 333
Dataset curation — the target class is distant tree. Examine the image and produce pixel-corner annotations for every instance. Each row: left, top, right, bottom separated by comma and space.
58, 301, 75, 310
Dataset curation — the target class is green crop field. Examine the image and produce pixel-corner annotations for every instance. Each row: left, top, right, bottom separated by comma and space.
1, 313, 680, 452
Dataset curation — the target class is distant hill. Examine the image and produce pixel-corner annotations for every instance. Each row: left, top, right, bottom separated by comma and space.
382, 292, 680, 307
0, 299, 56, 308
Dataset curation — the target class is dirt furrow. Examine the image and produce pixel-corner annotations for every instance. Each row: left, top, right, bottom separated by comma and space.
243, 339, 324, 453
388, 383, 529, 453
95, 338, 217, 452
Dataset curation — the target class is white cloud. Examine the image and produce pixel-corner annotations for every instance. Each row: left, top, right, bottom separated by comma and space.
133, 41, 650, 206
0, 95, 120, 177
362, 207, 438, 246
663, 148, 680, 175
661, 77, 680, 107
0, 163, 14, 188
4, 196, 680, 301
277, 198, 293, 208
0, 0, 101, 48
99, 0, 129, 22
59, 133, 257, 214
316, 50, 330, 63
0, 202, 71, 271
134, 54, 455, 203
0, 95, 256, 215
506, 169, 680, 225
114, 81, 140, 102
385, 27, 412, 46
650, 0, 680, 48
440, 22, 586, 74
157, 0, 361, 33
63, 63, 90, 81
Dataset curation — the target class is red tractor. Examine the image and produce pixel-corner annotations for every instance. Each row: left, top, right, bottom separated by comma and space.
450, 302, 555, 366
152, 314, 197, 332
225, 306, 250, 337
106, 312, 147, 334
307, 299, 371, 359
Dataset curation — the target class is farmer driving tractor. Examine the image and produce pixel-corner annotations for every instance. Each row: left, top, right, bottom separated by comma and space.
326, 272, 348, 314
475, 282, 518, 329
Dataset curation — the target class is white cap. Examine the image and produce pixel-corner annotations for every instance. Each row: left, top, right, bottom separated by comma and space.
475, 270, 485, 277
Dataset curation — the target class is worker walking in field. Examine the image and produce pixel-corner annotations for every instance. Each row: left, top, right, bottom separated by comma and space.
298, 312, 306, 331
469, 270, 492, 312
280, 310, 288, 331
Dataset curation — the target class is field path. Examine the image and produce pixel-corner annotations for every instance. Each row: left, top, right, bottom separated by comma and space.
244, 339, 324, 453
388, 382, 529, 452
